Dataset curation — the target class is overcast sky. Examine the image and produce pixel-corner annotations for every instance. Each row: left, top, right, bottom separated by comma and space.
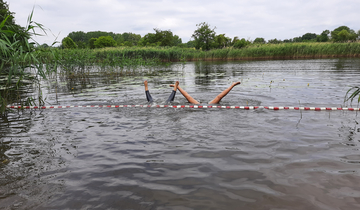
7, 0, 360, 45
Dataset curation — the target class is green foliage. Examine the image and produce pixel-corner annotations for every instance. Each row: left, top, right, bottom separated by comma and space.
316, 30, 330, 42
292, 37, 303, 42
86, 31, 116, 41
154, 28, 177, 46
62, 37, 77, 49
186, 40, 195, 48
139, 28, 182, 47
301, 33, 317, 41
338, 30, 350, 42
67, 31, 87, 48
333, 26, 350, 33
331, 26, 358, 42
0, 0, 30, 49
253, 37, 265, 44
65, 31, 142, 48
214, 34, 232, 48
138, 33, 157, 46
75, 41, 87, 49
89, 38, 97, 49
36, 42, 360, 67
122, 32, 141, 46
122, 41, 133, 47
267, 38, 282, 44
68, 31, 86, 43
233, 38, 250, 49
345, 86, 360, 104
282, 31, 328, 43
192, 22, 216, 51
93, 36, 117, 48
0, 1, 55, 115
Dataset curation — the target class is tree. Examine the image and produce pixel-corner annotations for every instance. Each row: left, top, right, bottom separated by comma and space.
301, 33, 317, 41
122, 32, 141, 46
89, 38, 97, 49
233, 38, 250, 49
138, 33, 159, 46
331, 26, 358, 42
68, 31, 86, 42
65, 31, 143, 47
292, 37, 302, 42
62, 37, 77, 49
191, 22, 216, 51
214, 34, 231, 48
67, 31, 87, 48
232, 36, 239, 45
186, 40, 195, 48
172, 35, 182, 46
253, 37, 265, 44
337, 30, 350, 42
139, 28, 181, 47
316, 30, 329, 42
348, 29, 358, 41
114, 33, 124, 45
154, 28, 173, 46
267, 38, 282, 44
40, 43, 49, 48
93, 36, 117, 48
85, 31, 116, 44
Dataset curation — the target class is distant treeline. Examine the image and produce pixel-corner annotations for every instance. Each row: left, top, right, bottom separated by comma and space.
60, 29, 185, 49
56, 23, 360, 51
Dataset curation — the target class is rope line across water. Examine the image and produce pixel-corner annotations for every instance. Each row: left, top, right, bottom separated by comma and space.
6, 105, 360, 111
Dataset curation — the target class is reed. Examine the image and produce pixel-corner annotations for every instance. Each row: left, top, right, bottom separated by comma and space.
345, 86, 360, 105
38, 42, 360, 66
0, 8, 51, 115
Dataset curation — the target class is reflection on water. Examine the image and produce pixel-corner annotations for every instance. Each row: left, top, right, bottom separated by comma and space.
1, 58, 360, 210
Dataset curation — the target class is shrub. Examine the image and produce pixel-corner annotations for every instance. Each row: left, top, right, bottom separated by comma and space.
94, 36, 117, 48
62, 37, 77, 49
233, 38, 250, 49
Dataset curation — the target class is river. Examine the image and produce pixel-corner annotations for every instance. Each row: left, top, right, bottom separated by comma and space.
1, 58, 360, 210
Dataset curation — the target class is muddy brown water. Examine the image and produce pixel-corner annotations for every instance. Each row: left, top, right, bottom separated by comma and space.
1, 58, 360, 210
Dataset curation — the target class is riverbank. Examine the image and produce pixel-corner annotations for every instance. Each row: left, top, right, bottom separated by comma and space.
38, 42, 360, 64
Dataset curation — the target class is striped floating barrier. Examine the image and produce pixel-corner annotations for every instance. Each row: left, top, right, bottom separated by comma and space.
5, 105, 259, 109
264, 106, 360, 111
5, 105, 360, 111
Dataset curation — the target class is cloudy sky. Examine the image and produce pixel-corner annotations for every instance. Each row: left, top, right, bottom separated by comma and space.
7, 0, 360, 45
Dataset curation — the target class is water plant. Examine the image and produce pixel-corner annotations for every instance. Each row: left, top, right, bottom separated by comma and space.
0, 4, 52, 115
345, 86, 360, 105
37, 42, 360, 66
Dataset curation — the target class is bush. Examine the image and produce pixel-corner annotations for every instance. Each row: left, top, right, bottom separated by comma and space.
253, 37, 265, 44
89, 38, 97, 49
62, 37, 77, 49
233, 38, 250, 49
94, 36, 117, 48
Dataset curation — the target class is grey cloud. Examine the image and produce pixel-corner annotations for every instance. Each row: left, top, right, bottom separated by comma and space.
7, 0, 360, 44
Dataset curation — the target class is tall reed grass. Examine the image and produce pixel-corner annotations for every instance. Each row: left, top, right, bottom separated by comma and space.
0, 9, 50, 115
38, 42, 360, 66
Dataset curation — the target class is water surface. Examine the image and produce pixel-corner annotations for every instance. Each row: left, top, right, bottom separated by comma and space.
1, 59, 360, 210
